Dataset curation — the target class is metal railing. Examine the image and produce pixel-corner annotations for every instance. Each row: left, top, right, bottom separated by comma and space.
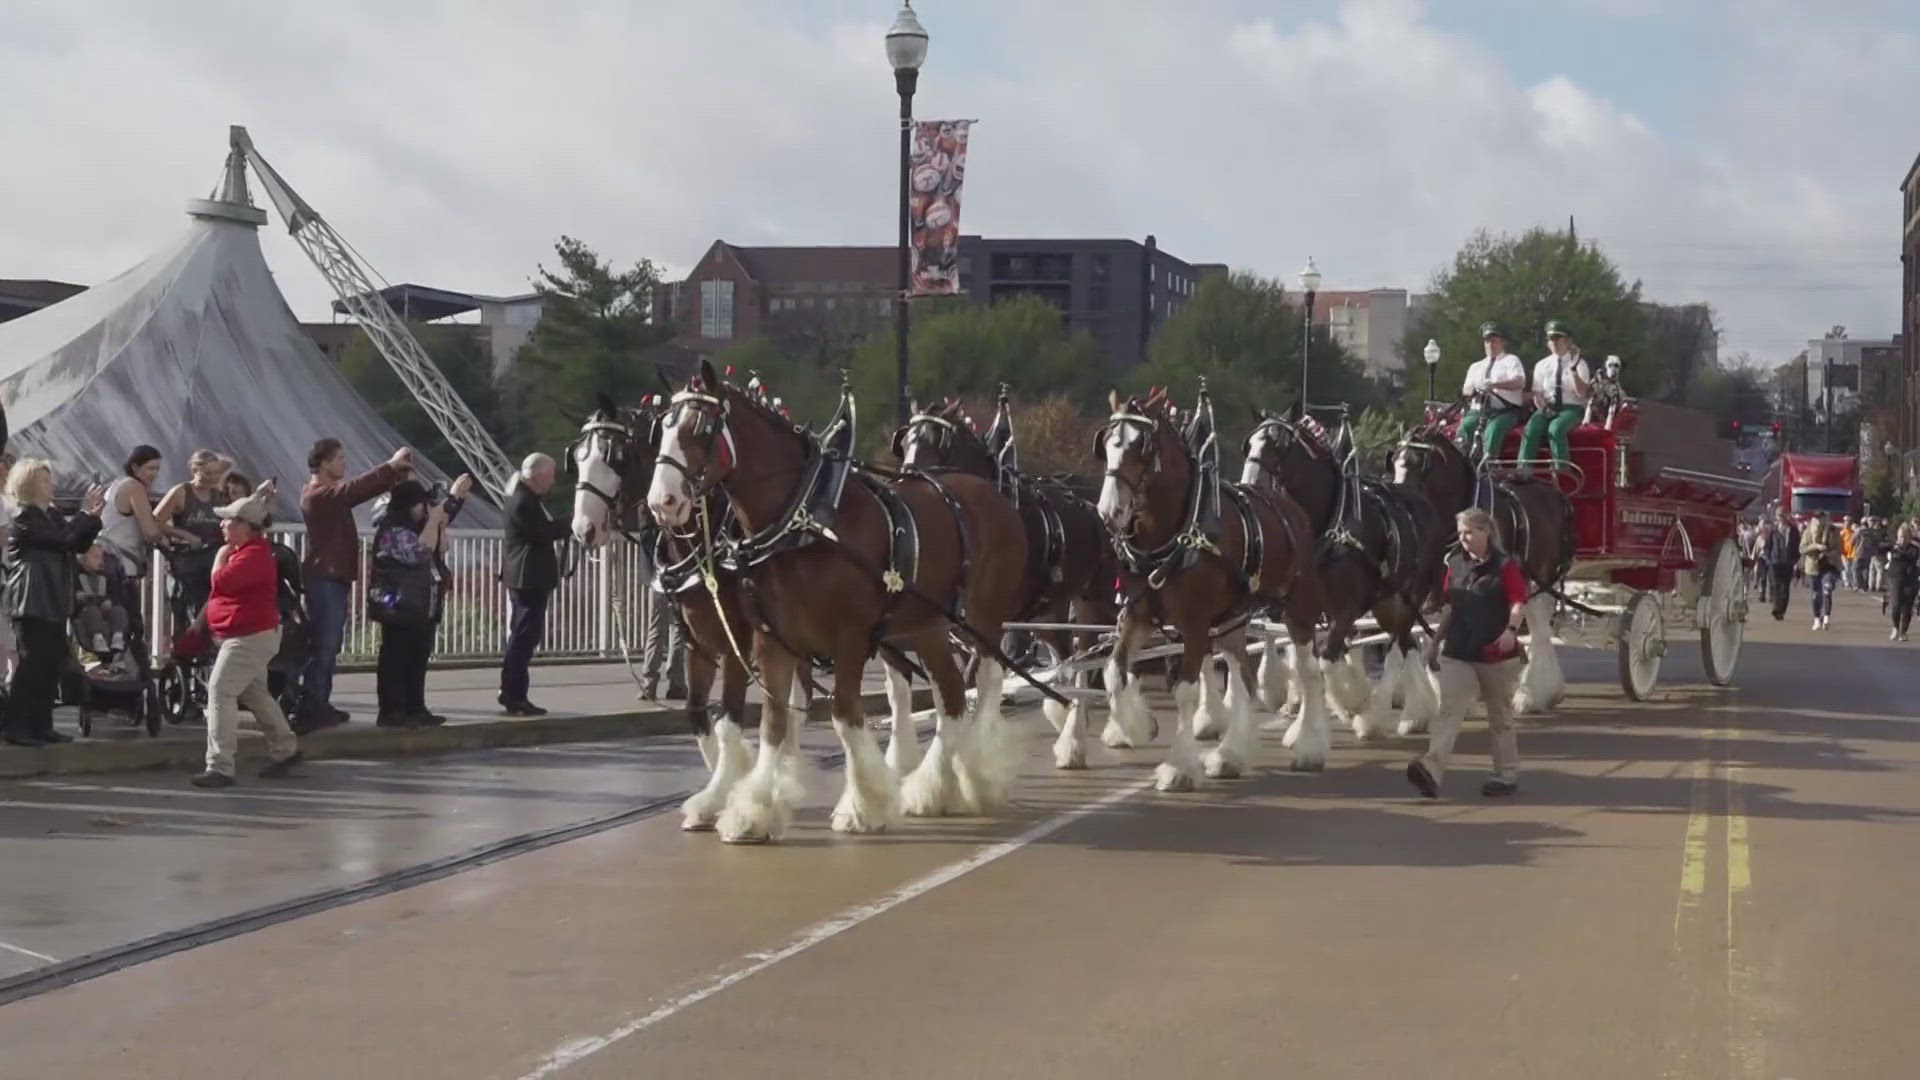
140, 527, 654, 664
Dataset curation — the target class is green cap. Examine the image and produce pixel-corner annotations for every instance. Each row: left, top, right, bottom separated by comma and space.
1545, 319, 1574, 339
1479, 321, 1507, 341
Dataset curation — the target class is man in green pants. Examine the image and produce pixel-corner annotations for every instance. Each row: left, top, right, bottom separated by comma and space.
1455, 322, 1529, 462
1520, 319, 1591, 473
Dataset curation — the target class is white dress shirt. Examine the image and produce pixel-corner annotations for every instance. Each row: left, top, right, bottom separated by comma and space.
1462, 352, 1528, 408
1532, 352, 1591, 409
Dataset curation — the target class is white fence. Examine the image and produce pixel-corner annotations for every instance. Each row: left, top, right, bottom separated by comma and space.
141, 527, 657, 664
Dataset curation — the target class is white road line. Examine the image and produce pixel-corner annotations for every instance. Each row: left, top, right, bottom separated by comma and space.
0, 939, 58, 964
515, 777, 1151, 1080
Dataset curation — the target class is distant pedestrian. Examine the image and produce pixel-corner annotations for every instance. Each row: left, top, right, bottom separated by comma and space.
1802, 510, 1840, 630
1763, 506, 1800, 621
192, 487, 303, 788
0, 453, 18, 686
1888, 524, 1919, 643
298, 438, 410, 732
1839, 517, 1858, 590
2, 460, 105, 748
1407, 508, 1526, 800
500, 453, 571, 716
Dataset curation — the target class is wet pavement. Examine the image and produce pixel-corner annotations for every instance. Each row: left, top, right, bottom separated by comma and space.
0, 591, 1915, 1079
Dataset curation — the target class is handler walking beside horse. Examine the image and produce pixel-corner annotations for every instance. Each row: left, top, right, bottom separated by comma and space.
1407, 507, 1526, 799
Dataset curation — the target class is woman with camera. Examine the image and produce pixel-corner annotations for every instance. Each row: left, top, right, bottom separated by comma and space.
368, 474, 471, 727
4, 459, 106, 747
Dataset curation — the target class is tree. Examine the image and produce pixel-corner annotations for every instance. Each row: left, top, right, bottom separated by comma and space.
1132, 271, 1373, 456
509, 236, 672, 454
842, 294, 1106, 454
1405, 226, 1651, 411
336, 323, 507, 480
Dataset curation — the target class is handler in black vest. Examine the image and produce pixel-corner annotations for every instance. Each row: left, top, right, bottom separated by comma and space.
1408, 507, 1528, 799
499, 453, 572, 716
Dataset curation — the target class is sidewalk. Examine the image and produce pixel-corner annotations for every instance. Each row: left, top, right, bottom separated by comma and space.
0, 662, 928, 780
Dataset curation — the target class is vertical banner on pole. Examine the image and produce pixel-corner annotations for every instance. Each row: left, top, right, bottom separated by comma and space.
907, 119, 972, 297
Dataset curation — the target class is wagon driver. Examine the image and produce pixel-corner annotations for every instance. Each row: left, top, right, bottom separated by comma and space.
1520, 319, 1591, 472
1455, 322, 1529, 463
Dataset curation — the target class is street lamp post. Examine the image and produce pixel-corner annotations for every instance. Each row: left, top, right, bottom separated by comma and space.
886, 2, 929, 425
1423, 338, 1442, 404
1296, 257, 1321, 417
1824, 355, 1834, 453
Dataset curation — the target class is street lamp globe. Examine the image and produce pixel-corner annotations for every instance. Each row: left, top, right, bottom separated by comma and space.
885, 3, 929, 72
1423, 339, 1441, 368
1298, 257, 1321, 295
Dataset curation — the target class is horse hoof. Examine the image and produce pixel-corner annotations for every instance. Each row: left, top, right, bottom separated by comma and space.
720, 829, 770, 845
1289, 756, 1326, 774
1153, 765, 1195, 793
1203, 756, 1242, 780
682, 818, 717, 833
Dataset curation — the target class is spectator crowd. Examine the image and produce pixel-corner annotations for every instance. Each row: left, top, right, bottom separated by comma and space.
0, 436, 687, 788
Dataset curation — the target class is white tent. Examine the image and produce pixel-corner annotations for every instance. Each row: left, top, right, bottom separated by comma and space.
0, 195, 495, 525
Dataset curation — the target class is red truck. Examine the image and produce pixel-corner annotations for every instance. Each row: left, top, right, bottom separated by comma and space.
1777, 452, 1860, 519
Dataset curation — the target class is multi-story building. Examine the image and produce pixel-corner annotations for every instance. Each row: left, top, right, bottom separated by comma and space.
314, 284, 544, 378
1310, 288, 1428, 378
655, 236, 1223, 375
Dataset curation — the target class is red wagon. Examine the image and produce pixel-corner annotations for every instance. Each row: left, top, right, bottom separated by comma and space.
1484, 400, 1760, 699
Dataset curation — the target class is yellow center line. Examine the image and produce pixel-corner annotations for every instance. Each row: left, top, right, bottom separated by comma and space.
1676, 756, 1712, 930
1725, 761, 1750, 897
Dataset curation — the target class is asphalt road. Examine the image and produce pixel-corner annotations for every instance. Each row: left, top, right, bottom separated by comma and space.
1, 589, 1914, 1079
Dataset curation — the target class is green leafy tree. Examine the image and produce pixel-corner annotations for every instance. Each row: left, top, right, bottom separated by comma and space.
336, 323, 506, 480
1405, 227, 1651, 411
1133, 271, 1372, 458
1644, 302, 1721, 406
842, 294, 1106, 454
509, 235, 671, 454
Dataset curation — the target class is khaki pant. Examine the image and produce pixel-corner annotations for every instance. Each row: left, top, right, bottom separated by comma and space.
205, 627, 298, 777
1420, 656, 1522, 786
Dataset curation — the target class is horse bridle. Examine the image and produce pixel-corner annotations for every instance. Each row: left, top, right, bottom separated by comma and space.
654, 389, 736, 504
568, 417, 641, 517
894, 411, 958, 463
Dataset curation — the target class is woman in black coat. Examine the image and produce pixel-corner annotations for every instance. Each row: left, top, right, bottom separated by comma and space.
4, 459, 105, 746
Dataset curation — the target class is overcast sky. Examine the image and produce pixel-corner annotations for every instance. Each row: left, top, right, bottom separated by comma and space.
2, 0, 1915, 368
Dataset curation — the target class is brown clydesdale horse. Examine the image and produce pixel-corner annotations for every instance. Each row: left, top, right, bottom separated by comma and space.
647, 360, 1030, 843
1094, 387, 1332, 785
1241, 411, 1449, 740
891, 394, 1118, 769
568, 395, 760, 832
1392, 413, 1575, 714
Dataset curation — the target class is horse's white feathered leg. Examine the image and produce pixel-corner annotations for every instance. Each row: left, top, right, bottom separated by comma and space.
1290, 644, 1331, 772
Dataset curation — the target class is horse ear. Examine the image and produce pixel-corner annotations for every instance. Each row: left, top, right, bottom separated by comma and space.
698, 357, 720, 389
595, 391, 617, 417
909, 397, 922, 415
1108, 388, 1122, 413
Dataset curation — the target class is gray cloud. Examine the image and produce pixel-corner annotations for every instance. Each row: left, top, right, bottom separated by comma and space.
1, 0, 1912, 369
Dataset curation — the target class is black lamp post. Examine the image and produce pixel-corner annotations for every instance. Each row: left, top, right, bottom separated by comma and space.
886, 2, 928, 426
1296, 257, 1320, 417
1423, 338, 1441, 403
1825, 354, 1835, 453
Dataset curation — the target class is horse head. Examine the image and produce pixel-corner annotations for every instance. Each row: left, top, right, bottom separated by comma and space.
649, 359, 806, 534
1392, 421, 1474, 518
1095, 387, 1187, 537
891, 396, 992, 475
569, 391, 660, 547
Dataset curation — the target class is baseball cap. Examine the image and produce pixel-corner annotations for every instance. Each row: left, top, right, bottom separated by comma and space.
215, 493, 270, 528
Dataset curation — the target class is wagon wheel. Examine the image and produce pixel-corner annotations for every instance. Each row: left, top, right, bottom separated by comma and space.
1617, 591, 1665, 701
144, 679, 164, 737
1699, 538, 1746, 687
158, 663, 191, 725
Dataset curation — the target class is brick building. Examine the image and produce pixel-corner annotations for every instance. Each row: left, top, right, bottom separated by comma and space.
655, 236, 1222, 375
1310, 288, 1428, 378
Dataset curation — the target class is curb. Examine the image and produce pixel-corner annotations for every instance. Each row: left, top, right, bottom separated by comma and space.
0, 687, 934, 780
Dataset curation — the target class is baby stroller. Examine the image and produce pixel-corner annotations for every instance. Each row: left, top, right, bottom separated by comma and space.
156, 541, 218, 728
160, 538, 310, 721
68, 550, 164, 737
